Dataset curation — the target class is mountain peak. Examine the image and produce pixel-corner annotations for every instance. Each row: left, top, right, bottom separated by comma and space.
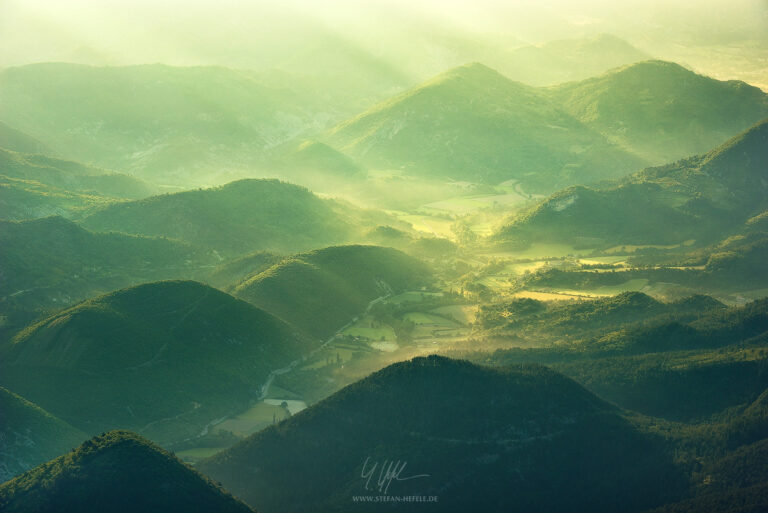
593, 59, 699, 83
0, 430, 255, 513
433, 61, 514, 86
703, 118, 768, 164
327, 60, 642, 187
200, 357, 680, 513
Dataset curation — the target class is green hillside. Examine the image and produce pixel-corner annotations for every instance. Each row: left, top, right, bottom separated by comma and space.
0, 148, 153, 202
0, 387, 86, 483
0, 175, 111, 221
547, 60, 768, 163
475, 291, 725, 343
0, 430, 255, 512
274, 139, 362, 177
203, 251, 283, 290
0, 122, 53, 155
233, 245, 432, 338
200, 355, 684, 513
496, 118, 768, 247
327, 63, 645, 191
519, 230, 768, 300
468, 298, 768, 421
0, 281, 313, 443
0, 216, 213, 334
80, 179, 356, 256
646, 484, 768, 513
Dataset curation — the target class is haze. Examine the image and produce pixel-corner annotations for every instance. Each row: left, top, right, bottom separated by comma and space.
2, 0, 767, 88
2, 2, 768, 512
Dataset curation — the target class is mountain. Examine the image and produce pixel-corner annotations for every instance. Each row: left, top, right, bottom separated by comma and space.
274, 139, 362, 177
646, 394, 768, 513
496, 119, 768, 247
0, 148, 153, 202
554, 299, 768, 421
326, 63, 645, 191
199, 356, 684, 513
473, 298, 768, 421
547, 60, 768, 164
0, 122, 53, 155
516, 229, 768, 300
265, 139, 365, 194
475, 291, 725, 343
0, 216, 213, 335
203, 251, 283, 290
0, 281, 313, 443
0, 63, 357, 184
81, 179, 357, 256
647, 484, 768, 513
0, 387, 86, 483
233, 245, 432, 338
0, 430, 255, 512
0, 175, 111, 221
499, 34, 650, 86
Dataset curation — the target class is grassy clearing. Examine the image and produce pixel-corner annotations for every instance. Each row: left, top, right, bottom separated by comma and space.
263, 399, 307, 415
511, 290, 596, 301
578, 256, 628, 265
370, 340, 399, 352
213, 403, 289, 437
545, 278, 650, 297
263, 384, 302, 400
403, 312, 457, 326
478, 275, 516, 291
719, 288, 768, 305
504, 261, 550, 275
301, 346, 359, 370
420, 192, 528, 215
397, 214, 455, 238
604, 240, 695, 254
468, 220, 497, 236
482, 243, 591, 260
176, 447, 226, 463
430, 305, 478, 324
388, 291, 443, 304
403, 311, 466, 341
342, 316, 396, 341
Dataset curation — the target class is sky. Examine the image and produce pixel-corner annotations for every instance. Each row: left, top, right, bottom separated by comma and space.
1, 0, 767, 87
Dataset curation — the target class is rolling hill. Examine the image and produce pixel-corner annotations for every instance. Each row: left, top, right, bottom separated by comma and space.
468, 297, 768, 421
475, 291, 725, 343
265, 139, 365, 194
203, 251, 283, 290
0, 280, 313, 443
199, 355, 684, 513
326, 63, 645, 191
0, 216, 214, 335
0, 387, 86, 483
232, 245, 432, 338
547, 60, 768, 164
0, 175, 111, 221
273, 139, 362, 177
0, 122, 53, 155
80, 179, 357, 256
496, 118, 768, 248
0, 63, 355, 184
0, 148, 153, 203
0, 430, 255, 512
498, 34, 650, 86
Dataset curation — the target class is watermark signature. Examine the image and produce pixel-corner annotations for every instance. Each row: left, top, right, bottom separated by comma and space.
360, 456, 431, 495
352, 495, 439, 503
